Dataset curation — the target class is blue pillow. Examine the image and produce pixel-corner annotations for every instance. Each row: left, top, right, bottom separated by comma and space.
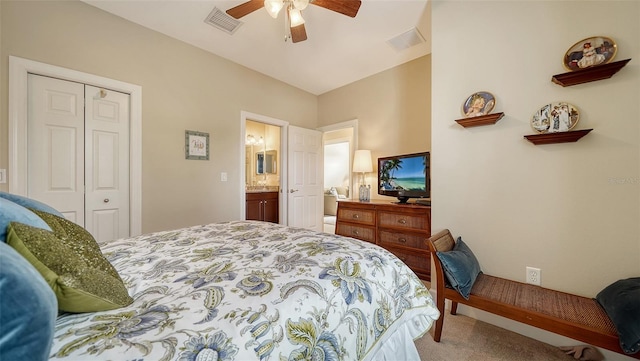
0, 241, 58, 360
0, 198, 51, 242
0, 192, 63, 217
596, 277, 640, 355
436, 237, 482, 300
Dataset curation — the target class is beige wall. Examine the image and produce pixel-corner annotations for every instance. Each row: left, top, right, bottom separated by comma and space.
0, 0, 317, 233
318, 56, 431, 198
432, 0, 639, 354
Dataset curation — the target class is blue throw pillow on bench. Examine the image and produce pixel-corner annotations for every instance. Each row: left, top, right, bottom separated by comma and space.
0, 241, 58, 360
596, 277, 640, 355
436, 237, 482, 300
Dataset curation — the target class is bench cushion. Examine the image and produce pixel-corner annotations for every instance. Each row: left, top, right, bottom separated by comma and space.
436, 237, 481, 299
472, 274, 618, 335
596, 277, 640, 355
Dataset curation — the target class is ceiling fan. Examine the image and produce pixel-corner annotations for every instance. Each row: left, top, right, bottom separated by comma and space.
226, 0, 361, 43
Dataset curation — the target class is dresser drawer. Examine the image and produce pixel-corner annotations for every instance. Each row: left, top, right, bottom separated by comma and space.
378, 211, 429, 232
337, 208, 376, 226
386, 247, 430, 275
336, 224, 375, 243
378, 230, 429, 250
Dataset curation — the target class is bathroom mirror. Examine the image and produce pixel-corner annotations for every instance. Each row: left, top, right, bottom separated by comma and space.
256, 150, 277, 174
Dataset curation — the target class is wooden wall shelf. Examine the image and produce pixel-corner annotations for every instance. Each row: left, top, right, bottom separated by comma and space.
455, 112, 504, 128
524, 129, 593, 145
552, 59, 631, 87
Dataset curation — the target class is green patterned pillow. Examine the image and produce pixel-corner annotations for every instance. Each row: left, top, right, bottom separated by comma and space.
6, 221, 133, 313
30, 210, 120, 280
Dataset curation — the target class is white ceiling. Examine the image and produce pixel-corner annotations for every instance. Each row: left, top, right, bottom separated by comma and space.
83, 0, 431, 95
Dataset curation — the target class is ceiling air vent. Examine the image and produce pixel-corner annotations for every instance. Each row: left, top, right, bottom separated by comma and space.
205, 7, 243, 35
387, 27, 425, 51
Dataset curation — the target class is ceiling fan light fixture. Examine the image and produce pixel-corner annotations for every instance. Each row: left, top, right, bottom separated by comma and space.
292, 0, 309, 10
264, 0, 284, 18
289, 8, 305, 27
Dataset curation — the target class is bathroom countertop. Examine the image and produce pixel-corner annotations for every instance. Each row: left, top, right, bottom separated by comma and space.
245, 186, 279, 193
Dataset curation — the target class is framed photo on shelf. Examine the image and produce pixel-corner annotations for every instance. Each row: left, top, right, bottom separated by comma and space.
563, 36, 617, 71
185, 130, 209, 160
461, 91, 495, 118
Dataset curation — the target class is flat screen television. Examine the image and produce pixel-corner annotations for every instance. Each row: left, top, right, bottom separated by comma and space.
378, 152, 430, 204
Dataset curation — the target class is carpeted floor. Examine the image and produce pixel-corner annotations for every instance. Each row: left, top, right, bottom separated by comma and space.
414, 311, 574, 361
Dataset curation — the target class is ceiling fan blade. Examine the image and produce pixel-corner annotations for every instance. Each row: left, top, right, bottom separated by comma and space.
311, 0, 361, 18
226, 0, 264, 19
290, 24, 308, 43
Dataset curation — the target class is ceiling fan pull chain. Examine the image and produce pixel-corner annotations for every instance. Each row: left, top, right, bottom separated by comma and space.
284, 8, 290, 42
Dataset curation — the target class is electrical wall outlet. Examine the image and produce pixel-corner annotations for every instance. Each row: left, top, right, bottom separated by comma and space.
0, 169, 6, 184
526, 267, 541, 285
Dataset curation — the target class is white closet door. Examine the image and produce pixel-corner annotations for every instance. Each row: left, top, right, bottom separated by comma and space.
27, 75, 131, 242
27, 74, 85, 223
84, 85, 130, 241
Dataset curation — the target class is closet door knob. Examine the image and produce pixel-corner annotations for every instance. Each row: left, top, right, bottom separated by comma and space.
103, 198, 110, 203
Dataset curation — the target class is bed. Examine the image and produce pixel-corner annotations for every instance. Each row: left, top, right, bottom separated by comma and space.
41, 220, 439, 360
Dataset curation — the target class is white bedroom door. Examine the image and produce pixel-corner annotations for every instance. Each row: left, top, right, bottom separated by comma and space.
287, 125, 323, 230
27, 74, 130, 242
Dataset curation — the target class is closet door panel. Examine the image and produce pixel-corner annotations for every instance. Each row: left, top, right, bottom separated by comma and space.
85, 85, 130, 242
27, 74, 84, 223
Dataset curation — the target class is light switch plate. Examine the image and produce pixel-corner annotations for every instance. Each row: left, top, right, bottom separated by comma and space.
0, 169, 6, 184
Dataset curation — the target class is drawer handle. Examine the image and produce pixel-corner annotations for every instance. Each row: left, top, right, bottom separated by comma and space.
352, 214, 360, 219
398, 218, 407, 225
352, 230, 359, 236
398, 238, 407, 243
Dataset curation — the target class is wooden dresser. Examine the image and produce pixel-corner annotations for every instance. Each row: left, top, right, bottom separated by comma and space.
335, 200, 431, 281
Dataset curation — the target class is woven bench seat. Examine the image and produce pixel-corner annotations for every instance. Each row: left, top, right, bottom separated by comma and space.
427, 229, 639, 359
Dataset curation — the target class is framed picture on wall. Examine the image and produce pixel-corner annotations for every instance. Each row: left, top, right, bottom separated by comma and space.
185, 130, 209, 160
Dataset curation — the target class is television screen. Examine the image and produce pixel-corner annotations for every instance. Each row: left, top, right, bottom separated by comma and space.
378, 152, 430, 204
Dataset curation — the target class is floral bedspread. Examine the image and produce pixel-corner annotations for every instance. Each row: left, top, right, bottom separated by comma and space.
51, 221, 439, 360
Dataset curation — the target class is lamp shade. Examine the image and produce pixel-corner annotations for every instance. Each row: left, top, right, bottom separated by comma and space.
264, 0, 284, 18
289, 8, 305, 27
292, 0, 309, 10
353, 150, 373, 173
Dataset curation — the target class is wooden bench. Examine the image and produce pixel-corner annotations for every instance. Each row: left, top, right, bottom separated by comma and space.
427, 229, 639, 359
